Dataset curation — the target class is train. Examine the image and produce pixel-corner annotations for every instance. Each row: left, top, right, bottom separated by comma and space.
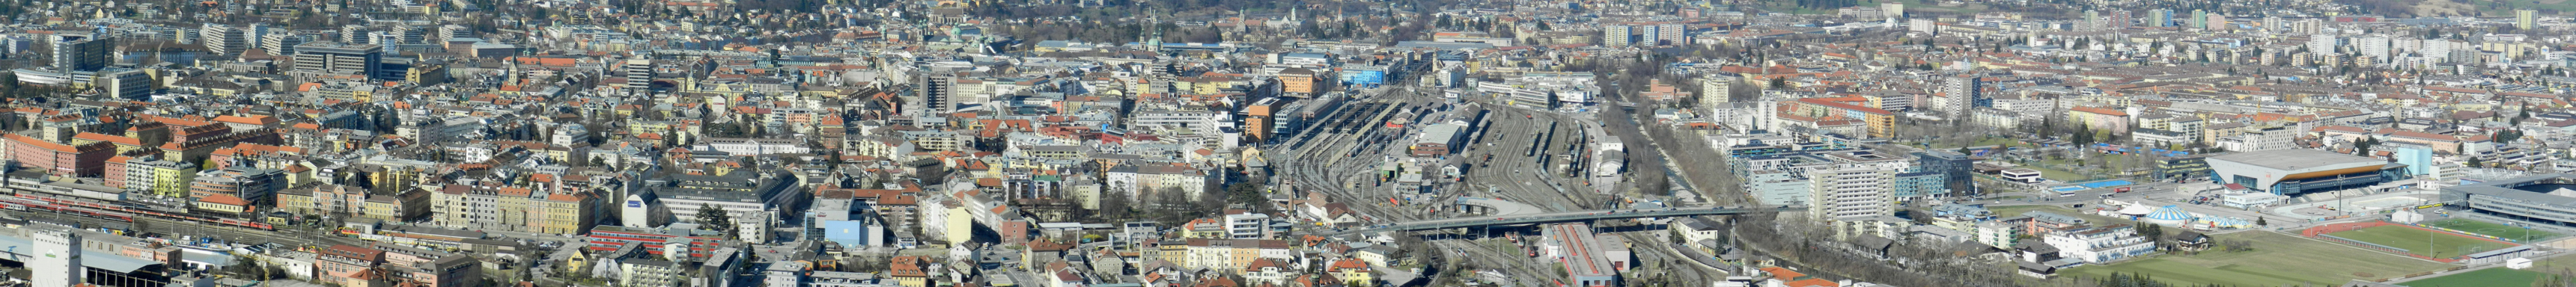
0, 194, 275, 230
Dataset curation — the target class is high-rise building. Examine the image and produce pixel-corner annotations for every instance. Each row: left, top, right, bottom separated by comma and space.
2149, 9, 2174, 27
2107, 10, 2133, 29
2518, 9, 2539, 30
2308, 35, 2337, 56
2190, 10, 2208, 29
293, 42, 384, 78
1604, 25, 1634, 46
261, 32, 308, 55
624, 58, 654, 89
1698, 75, 1735, 108
33, 229, 82, 287
2357, 35, 2392, 61
2204, 13, 2228, 31
48, 32, 111, 72
200, 23, 263, 55
1654, 23, 1684, 46
1939, 75, 1981, 113
1807, 150, 1911, 220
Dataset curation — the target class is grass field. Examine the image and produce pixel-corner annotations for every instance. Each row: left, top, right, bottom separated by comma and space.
2423, 218, 2562, 241
2401, 253, 2576, 286
2059, 232, 2454, 286
2327, 225, 2517, 259
2400, 268, 2542, 287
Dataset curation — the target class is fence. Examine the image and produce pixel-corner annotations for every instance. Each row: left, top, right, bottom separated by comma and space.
2412, 222, 2527, 243
2301, 221, 2400, 237
2312, 234, 2459, 263
2300, 221, 2468, 263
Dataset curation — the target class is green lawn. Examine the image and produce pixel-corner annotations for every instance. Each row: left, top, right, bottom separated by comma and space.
2404, 255, 2576, 286
2423, 218, 2563, 242
2401, 267, 2543, 287
2328, 226, 2518, 259
2059, 232, 2455, 286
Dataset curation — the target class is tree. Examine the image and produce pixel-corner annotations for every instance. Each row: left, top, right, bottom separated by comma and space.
2470, 156, 2487, 167
1225, 182, 1273, 213
695, 203, 734, 236
2135, 223, 2164, 248
2496, 129, 2524, 144
2256, 217, 2268, 226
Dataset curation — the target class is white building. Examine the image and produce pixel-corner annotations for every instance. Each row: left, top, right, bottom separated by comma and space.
1744, 170, 1811, 206
2042, 225, 2155, 263
1806, 151, 1911, 220
33, 229, 81, 287
696, 138, 811, 155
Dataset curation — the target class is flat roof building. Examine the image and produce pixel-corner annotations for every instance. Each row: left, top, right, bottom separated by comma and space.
2443, 174, 2576, 227
2205, 149, 2407, 196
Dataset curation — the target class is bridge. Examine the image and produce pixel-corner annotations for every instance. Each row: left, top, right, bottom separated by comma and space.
1312, 206, 1804, 236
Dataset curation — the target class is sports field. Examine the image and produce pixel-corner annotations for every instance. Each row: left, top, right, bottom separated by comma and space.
2423, 218, 2563, 241
2059, 232, 2451, 286
2400, 267, 2543, 287
2327, 225, 2517, 258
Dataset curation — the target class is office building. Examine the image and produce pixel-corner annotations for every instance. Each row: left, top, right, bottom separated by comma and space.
49, 32, 112, 72
101, 69, 153, 100
1915, 150, 1977, 196
293, 42, 384, 79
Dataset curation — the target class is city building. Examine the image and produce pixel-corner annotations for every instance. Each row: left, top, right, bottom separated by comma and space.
293, 42, 385, 79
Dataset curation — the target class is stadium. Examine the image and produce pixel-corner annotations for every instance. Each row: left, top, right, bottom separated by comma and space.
2443, 173, 2576, 226
2204, 149, 2408, 196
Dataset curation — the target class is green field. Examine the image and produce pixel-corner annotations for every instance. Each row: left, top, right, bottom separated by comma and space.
2423, 218, 2563, 241
2401, 267, 2543, 287
2059, 232, 2453, 286
2401, 253, 2576, 286
2328, 226, 2518, 258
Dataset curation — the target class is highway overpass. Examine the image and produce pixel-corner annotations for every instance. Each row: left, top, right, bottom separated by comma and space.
1311, 206, 1803, 236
